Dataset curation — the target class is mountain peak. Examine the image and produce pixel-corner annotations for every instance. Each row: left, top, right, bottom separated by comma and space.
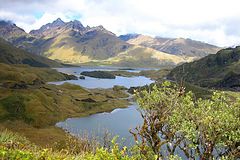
52, 18, 65, 26
65, 20, 84, 31
29, 18, 66, 37
0, 20, 27, 41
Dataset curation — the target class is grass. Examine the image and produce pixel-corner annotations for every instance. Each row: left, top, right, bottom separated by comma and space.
0, 82, 129, 146
81, 71, 116, 79
0, 63, 130, 147
0, 129, 134, 160
0, 37, 61, 67
0, 63, 67, 84
105, 68, 171, 81
168, 46, 240, 90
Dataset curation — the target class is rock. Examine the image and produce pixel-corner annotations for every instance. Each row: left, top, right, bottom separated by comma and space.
61, 73, 78, 80
80, 98, 96, 103
79, 75, 85, 79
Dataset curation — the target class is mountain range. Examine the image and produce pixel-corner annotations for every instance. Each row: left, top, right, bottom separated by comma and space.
119, 34, 220, 58
0, 18, 221, 67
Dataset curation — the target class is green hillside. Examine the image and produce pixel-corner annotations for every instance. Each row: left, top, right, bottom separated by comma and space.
168, 46, 240, 90
0, 38, 62, 67
0, 63, 128, 146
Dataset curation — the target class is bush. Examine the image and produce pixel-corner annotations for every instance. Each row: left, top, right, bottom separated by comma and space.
133, 81, 240, 159
0, 94, 33, 123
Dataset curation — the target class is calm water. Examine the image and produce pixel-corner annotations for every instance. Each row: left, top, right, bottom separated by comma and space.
56, 103, 142, 145
53, 67, 153, 145
50, 67, 154, 89
54, 67, 186, 158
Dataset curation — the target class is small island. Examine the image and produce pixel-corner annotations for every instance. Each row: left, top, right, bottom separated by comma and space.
81, 71, 116, 79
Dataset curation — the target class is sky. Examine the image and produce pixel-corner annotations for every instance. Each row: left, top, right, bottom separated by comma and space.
0, 0, 240, 47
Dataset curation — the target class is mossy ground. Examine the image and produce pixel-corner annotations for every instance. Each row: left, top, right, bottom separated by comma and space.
0, 63, 129, 147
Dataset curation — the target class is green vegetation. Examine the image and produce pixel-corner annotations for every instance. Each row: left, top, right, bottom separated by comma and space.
105, 70, 139, 77
0, 83, 128, 145
0, 63, 68, 85
0, 63, 129, 147
0, 38, 62, 67
131, 81, 240, 159
106, 68, 171, 81
0, 129, 183, 160
81, 71, 116, 79
168, 46, 240, 90
138, 69, 171, 81
0, 94, 33, 123
1, 81, 239, 159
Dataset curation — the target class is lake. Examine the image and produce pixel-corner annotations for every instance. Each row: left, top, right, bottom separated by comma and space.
50, 66, 154, 89
56, 103, 142, 146
52, 67, 153, 145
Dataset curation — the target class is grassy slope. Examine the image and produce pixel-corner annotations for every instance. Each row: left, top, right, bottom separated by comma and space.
104, 45, 190, 67
0, 63, 67, 84
42, 29, 130, 62
0, 38, 62, 67
39, 28, 190, 67
168, 46, 240, 89
0, 63, 129, 147
127, 34, 220, 57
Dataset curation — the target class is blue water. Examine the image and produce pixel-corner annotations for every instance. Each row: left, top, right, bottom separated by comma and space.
53, 67, 151, 145
56, 103, 142, 146
53, 67, 187, 158
49, 67, 154, 89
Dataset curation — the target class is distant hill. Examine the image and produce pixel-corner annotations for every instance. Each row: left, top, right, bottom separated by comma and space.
168, 46, 240, 90
0, 38, 62, 67
0, 19, 220, 67
105, 45, 190, 67
0, 20, 28, 41
121, 34, 220, 58
118, 34, 140, 41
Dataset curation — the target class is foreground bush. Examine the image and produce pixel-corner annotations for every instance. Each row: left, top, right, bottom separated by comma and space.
131, 81, 240, 159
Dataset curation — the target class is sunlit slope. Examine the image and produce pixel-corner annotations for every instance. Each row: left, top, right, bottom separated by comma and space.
105, 45, 191, 67
0, 38, 61, 67
168, 46, 240, 90
125, 34, 221, 58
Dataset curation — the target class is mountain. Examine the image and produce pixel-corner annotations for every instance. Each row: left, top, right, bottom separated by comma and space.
120, 34, 220, 58
167, 46, 240, 90
105, 45, 190, 67
118, 33, 140, 41
0, 20, 28, 41
29, 18, 65, 38
0, 18, 219, 67
27, 18, 188, 66
0, 38, 62, 67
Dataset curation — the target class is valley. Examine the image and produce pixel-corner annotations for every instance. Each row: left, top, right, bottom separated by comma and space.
0, 4, 239, 159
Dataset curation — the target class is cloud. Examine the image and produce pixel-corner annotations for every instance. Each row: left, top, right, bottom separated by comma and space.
0, 0, 240, 46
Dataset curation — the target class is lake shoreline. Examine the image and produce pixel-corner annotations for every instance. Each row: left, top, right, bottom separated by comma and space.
0, 66, 153, 147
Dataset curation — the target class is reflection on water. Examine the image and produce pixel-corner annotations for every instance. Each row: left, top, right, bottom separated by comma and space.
56, 103, 142, 146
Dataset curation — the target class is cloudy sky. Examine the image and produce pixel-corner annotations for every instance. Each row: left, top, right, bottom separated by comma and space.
0, 0, 240, 47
